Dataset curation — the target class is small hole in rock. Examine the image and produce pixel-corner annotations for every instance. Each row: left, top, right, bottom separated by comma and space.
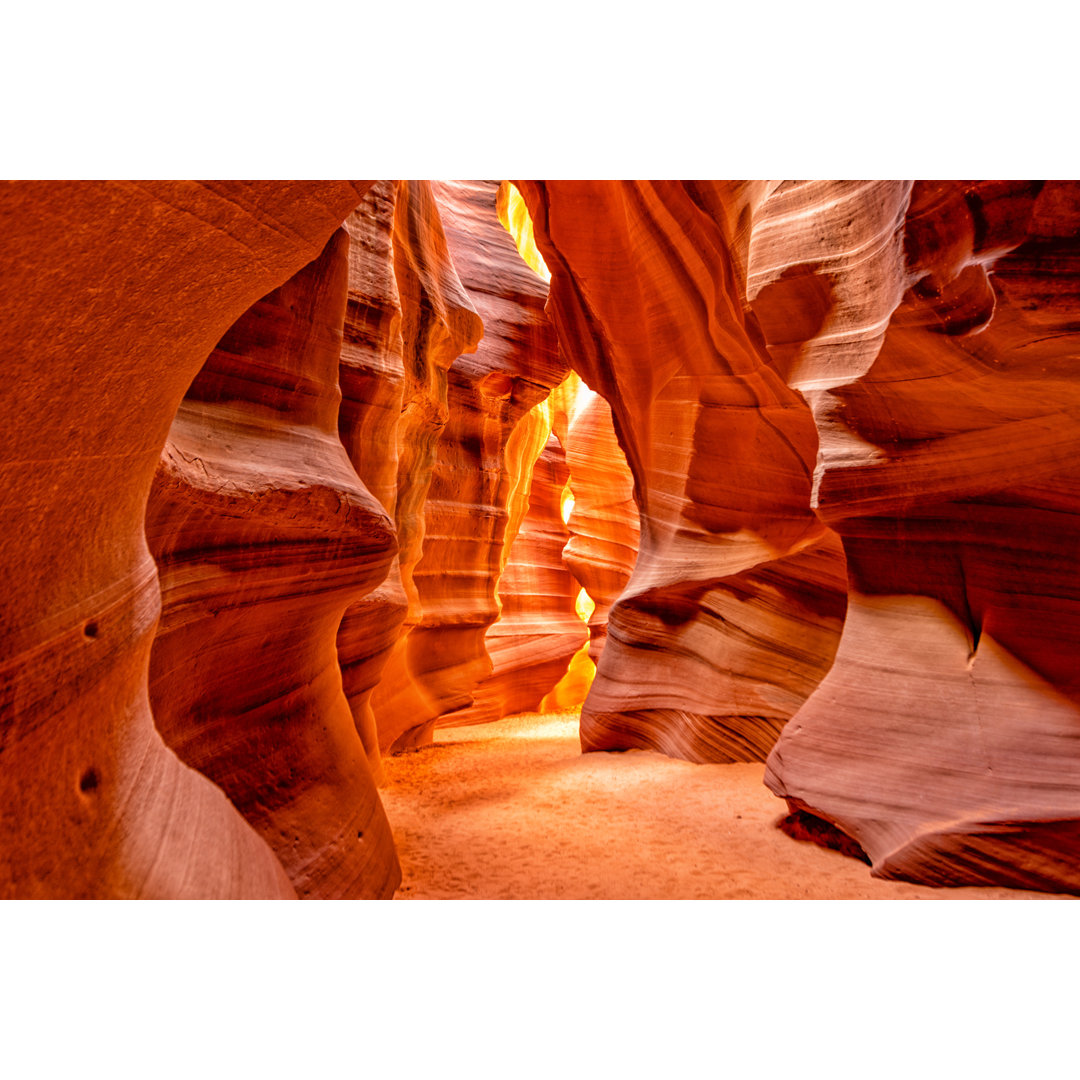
79, 768, 99, 793
84, 622, 99, 639
357, 830, 364, 840
779, 810, 871, 865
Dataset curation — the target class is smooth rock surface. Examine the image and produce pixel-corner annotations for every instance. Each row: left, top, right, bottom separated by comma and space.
375, 180, 566, 749
147, 227, 401, 899
336, 181, 410, 784
518, 181, 846, 763
560, 381, 639, 663
0, 181, 367, 898
448, 432, 587, 724
366, 180, 485, 752
760, 180, 1080, 894
9, 177, 1080, 900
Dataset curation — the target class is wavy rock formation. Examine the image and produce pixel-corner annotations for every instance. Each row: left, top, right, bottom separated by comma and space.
450, 432, 588, 724
531, 371, 602, 712
147, 226, 402, 900
336, 181, 410, 785
11, 177, 1080, 900
561, 383, 640, 663
374, 180, 566, 749
761, 180, 1080, 894
0, 181, 367, 898
365, 181, 485, 753
518, 181, 847, 763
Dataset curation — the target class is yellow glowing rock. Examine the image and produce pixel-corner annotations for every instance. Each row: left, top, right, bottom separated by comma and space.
497, 181, 551, 282
539, 644, 597, 713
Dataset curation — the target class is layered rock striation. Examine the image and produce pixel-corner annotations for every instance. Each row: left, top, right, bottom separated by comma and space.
8, 177, 1080, 900
360, 180, 486, 753
519, 181, 847, 763
760, 180, 1080, 894
450, 431, 587, 724
0, 181, 368, 898
372, 180, 567, 749
146, 226, 401, 899
560, 382, 640, 664
336, 180, 413, 784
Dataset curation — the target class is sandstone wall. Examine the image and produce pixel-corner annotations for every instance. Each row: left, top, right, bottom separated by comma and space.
372, 180, 567, 750
361, 180, 486, 752
759, 180, 1080, 893
0, 181, 368, 898
9, 178, 1080, 898
561, 384, 639, 664
335, 181, 409, 786
518, 181, 848, 763
146, 226, 400, 899
449, 431, 587, 724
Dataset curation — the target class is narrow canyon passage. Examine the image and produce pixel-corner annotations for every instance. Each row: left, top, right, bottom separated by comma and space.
7, 179, 1080, 899
380, 712, 1063, 900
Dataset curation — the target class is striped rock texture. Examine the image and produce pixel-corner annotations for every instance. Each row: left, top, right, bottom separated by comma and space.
518, 181, 848, 764
146, 226, 401, 899
760, 180, 1080, 894
0, 181, 367, 898
448, 432, 588, 725
373, 180, 567, 750
8, 178, 1080, 900
336, 181, 489, 775
335, 181, 410, 786
364, 180, 486, 753
561, 382, 640, 663
1, 179, 568, 898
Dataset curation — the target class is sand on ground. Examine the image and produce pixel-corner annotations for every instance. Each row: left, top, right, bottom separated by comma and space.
378, 711, 1070, 900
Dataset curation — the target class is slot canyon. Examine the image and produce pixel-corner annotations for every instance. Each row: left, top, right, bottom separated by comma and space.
3, 178, 1080, 900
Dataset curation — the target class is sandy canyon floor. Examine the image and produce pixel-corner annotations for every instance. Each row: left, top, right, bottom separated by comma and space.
379, 711, 1069, 900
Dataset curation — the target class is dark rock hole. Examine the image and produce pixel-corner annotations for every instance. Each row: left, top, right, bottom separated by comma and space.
779, 809, 871, 865
79, 767, 99, 793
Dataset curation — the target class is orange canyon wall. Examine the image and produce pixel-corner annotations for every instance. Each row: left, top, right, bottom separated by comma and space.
518, 181, 849, 764
4, 179, 1080, 896
1, 182, 369, 898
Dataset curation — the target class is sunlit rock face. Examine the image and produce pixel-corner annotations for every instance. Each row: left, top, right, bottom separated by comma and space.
374, 180, 567, 751
336, 181, 409, 785
759, 180, 1080, 894
449, 432, 587, 725
365, 181, 485, 753
518, 181, 847, 764
0, 181, 366, 898
147, 227, 402, 900
561, 383, 640, 663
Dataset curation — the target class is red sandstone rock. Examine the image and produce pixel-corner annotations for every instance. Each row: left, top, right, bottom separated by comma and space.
761, 180, 1080, 894
529, 372, 603, 712
0, 181, 368, 898
560, 381, 640, 663
373, 180, 566, 750
146, 226, 401, 899
365, 181, 485, 752
336, 181, 410, 784
450, 432, 587, 725
11, 177, 1080, 901
518, 181, 846, 763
